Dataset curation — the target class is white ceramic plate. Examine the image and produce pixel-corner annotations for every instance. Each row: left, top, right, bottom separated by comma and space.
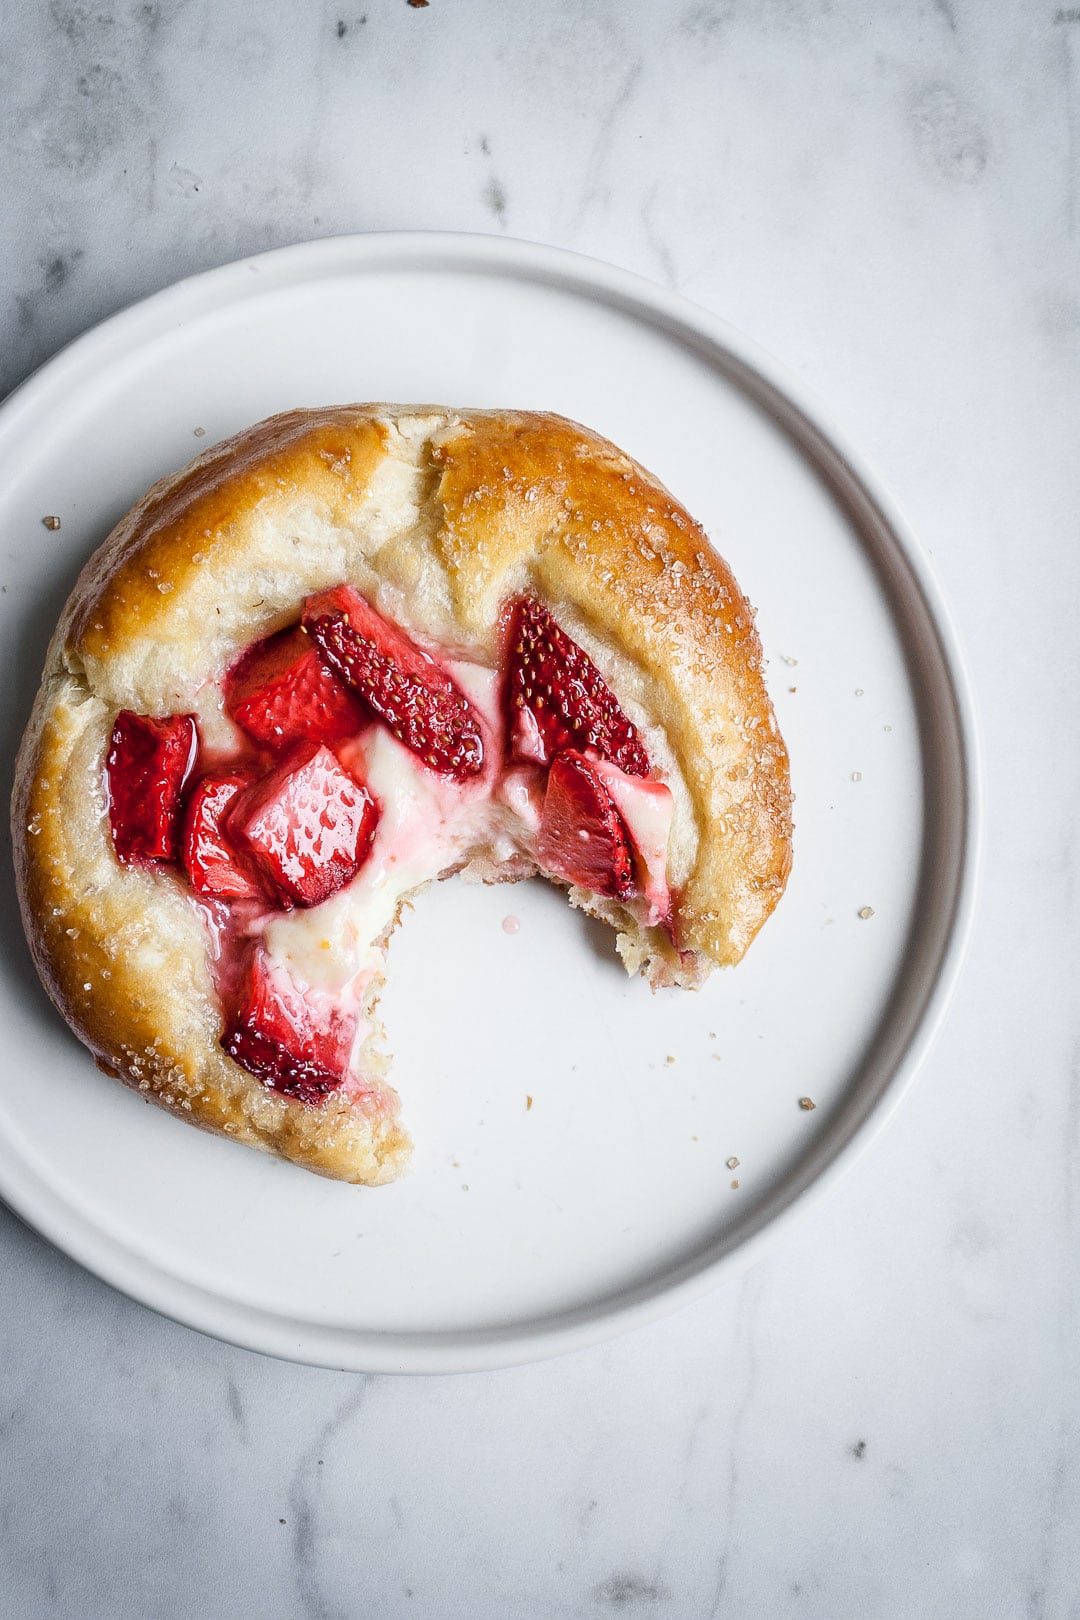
0, 234, 979, 1372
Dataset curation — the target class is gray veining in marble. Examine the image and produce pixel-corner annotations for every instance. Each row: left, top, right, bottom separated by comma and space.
3, 1, 1080, 1615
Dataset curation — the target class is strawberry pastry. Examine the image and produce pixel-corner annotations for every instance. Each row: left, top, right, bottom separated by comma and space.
13, 407, 792, 1183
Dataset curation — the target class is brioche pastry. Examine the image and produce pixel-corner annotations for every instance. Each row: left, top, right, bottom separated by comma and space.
12, 406, 792, 1184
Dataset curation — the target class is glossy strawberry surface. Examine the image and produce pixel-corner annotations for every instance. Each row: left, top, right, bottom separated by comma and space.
224, 625, 366, 753
105, 710, 198, 865
536, 750, 636, 901
505, 596, 650, 777
221, 949, 354, 1104
181, 772, 267, 901
303, 585, 484, 779
229, 742, 379, 908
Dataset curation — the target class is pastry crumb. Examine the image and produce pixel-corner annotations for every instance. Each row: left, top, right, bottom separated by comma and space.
858, 905, 875, 919
798, 1096, 816, 1111
665, 1054, 675, 1065
194, 426, 206, 437
726, 1156, 740, 1169
525, 1094, 533, 1111
42, 515, 61, 530
852, 771, 862, 782
730, 1178, 740, 1189
780, 653, 798, 666
502, 914, 520, 935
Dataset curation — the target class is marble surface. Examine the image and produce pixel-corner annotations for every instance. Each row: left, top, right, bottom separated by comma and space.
1, 1, 1078, 1615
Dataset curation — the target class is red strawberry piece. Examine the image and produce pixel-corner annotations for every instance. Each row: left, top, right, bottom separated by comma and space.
224, 625, 366, 753
536, 750, 637, 901
303, 585, 484, 779
505, 596, 650, 777
229, 742, 378, 908
221, 949, 354, 1105
105, 710, 198, 865
181, 772, 267, 902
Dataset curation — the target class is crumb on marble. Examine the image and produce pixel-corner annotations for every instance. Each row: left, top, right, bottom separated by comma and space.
193, 426, 206, 437
799, 1096, 816, 1111
858, 905, 875, 920
42, 515, 61, 530
726, 1156, 740, 1170
525, 1094, 533, 1112
780, 653, 798, 666
665, 1054, 675, 1065
730, 1178, 740, 1189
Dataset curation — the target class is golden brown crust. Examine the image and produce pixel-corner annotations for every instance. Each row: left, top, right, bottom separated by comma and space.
12, 405, 791, 1184
430, 412, 792, 963
12, 675, 409, 1184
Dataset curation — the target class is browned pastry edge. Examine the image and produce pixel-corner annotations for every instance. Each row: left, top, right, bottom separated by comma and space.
12, 405, 792, 1184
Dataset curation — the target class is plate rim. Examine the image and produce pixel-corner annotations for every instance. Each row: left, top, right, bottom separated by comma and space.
0, 230, 983, 1373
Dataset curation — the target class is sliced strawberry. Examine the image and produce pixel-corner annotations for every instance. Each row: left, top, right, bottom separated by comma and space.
229, 742, 378, 909
181, 772, 267, 901
536, 750, 636, 901
588, 756, 674, 926
505, 596, 650, 777
105, 710, 198, 865
221, 949, 354, 1104
223, 625, 367, 754
303, 585, 484, 780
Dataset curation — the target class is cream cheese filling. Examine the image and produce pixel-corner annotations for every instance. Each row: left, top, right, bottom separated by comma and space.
237, 659, 672, 1078
262, 662, 529, 995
